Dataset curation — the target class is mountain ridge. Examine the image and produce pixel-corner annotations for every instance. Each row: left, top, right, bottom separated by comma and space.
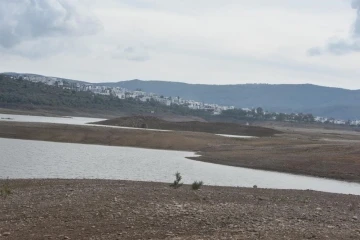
101, 80, 360, 119
107, 79, 359, 91
2, 72, 359, 91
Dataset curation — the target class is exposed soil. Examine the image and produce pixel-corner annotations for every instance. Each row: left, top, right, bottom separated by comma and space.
1, 121, 360, 182
0, 107, 127, 119
0, 179, 359, 240
95, 116, 281, 137
253, 120, 360, 133
0, 108, 207, 122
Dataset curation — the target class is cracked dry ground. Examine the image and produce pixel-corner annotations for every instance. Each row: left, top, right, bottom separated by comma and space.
0, 180, 359, 240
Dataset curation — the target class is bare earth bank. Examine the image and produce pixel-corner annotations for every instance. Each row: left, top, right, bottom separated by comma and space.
0, 179, 359, 240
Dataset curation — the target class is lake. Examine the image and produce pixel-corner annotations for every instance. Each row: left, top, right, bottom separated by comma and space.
0, 113, 106, 125
1, 138, 360, 195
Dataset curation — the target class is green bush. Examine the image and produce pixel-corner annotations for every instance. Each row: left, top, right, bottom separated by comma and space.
0, 179, 12, 199
170, 172, 183, 189
191, 181, 203, 190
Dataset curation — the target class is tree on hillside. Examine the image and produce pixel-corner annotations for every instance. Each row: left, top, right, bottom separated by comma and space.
256, 107, 264, 115
276, 113, 286, 121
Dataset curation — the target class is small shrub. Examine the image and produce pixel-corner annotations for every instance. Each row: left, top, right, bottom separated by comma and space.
0, 179, 12, 199
191, 181, 203, 190
170, 172, 183, 189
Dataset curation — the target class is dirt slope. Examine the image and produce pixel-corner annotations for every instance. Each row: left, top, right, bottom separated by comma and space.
95, 116, 281, 137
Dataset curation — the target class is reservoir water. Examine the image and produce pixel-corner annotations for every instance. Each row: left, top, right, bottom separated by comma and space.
1, 138, 360, 195
0, 113, 106, 125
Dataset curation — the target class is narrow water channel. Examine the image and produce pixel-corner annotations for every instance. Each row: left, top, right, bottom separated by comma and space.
1, 138, 360, 195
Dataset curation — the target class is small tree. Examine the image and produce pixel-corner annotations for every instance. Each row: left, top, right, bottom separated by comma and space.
170, 172, 183, 189
191, 181, 203, 190
256, 107, 264, 116
0, 179, 12, 199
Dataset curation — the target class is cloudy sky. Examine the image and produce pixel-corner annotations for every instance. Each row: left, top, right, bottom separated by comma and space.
1, 0, 360, 89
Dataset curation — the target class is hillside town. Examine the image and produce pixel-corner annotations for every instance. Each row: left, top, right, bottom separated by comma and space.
16, 74, 236, 115
8, 74, 360, 126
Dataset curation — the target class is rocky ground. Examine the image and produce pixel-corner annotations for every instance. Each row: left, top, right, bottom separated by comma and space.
0, 180, 359, 240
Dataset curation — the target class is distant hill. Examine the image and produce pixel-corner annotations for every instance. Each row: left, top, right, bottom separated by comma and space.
2, 72, 360, 119
0, 75, 206, 117
101, 80, 360, 119
1, 72, 87, 84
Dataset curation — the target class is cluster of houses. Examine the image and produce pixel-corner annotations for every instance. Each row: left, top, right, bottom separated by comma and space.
20, 74, 235, 115
314, 117, 360, 126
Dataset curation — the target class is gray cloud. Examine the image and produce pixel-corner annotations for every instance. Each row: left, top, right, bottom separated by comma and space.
352, 0, 360, 37
307, 47, 323, 56
326, 39, 360, 55
0, 0, 102, 49
308, 0, 360, 56
112, 46, 150, 62
1, 37, 91, 59
308, 39, 360, 56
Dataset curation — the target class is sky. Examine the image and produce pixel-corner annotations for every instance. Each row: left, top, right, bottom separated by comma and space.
1, 0, 360, 89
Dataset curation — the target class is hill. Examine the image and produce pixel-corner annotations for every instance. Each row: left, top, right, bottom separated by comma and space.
94, 116, 280, 137
99, 80, 360, 119
0, 75, 208, 118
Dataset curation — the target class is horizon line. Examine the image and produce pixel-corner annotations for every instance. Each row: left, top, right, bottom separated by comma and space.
1, 72, 358, 91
